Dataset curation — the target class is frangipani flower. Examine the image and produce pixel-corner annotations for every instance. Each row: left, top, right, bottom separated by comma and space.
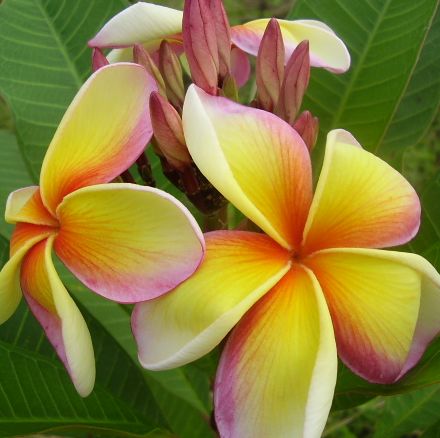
132, 85, 440, 437
88, 1, 350, 76
0, 64, 204, 397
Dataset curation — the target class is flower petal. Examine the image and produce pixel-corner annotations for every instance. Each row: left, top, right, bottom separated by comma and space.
54, 183, 204, 303
21, 236, 95, 397
183, 85, 312, 250
88, 2, 183, 49
231, 19, 350, 73
301, 129, 420, 254
133, 231, 291, 370
215, 266, 337, 438
5, 186, 57, 226
305, 248, 440, 383
40, 63, 155, 215
0, 223, 54, 324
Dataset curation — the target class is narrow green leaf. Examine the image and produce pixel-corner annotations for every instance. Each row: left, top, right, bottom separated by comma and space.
0, 234, 8, 267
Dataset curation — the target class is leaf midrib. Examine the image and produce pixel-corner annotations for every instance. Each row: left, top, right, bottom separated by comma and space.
331, 0, 393, 130
33, 0, 82, 89
374, 0, 440, 154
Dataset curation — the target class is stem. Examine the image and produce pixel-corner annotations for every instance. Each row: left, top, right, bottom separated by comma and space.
203, 204, 228, 231
136, 152, 156, 186
120, 169, 136, 184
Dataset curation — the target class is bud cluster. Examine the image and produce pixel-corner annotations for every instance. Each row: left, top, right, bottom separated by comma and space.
255, 19, 318, 151
91, 0, 320, 216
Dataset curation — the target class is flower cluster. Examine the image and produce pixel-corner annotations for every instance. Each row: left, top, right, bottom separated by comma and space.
1, 1, 439, 437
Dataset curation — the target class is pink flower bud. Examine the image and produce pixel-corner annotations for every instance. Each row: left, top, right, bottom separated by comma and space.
158, 41, 185, 110
91, 48, 109, 72
210, 0, 231, 81
150, 91, 191, 169
293, 110, 319, 151
183, 0, 219, 94
256, 18, 285, 112
275, 40, 310, 124
133, 44, 167, 97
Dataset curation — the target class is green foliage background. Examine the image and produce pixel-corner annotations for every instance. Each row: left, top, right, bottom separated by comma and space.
0, 0, 440, 437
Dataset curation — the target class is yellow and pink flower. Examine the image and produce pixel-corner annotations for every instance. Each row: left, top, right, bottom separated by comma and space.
0, 64, 204, 397
132, 85, 440, 437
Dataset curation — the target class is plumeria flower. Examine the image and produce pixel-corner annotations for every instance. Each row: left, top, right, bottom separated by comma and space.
0, 64, 204, 397
132, 85, 440, 437
88, 0, 350, 82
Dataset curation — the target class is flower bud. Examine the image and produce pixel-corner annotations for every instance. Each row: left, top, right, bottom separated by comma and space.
150, 91, 191, 169
210, 0, 231, 81
133, 44, 167, 97
256, 18, 285, 112
91, 48, 109, 72
158, 41, 185, 110
183, 0, 219, 94
275, 40, 310, 125
293, 110, 318, 151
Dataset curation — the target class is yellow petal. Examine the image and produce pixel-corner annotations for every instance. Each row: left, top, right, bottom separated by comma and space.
301, 130, 420, 254
304, 247, 440, 383
21, 236, 95, 397
5, 186, 58, 226
88, 2, 183, 48
231, 18, 350, 73
183, 85, 312, 250
0, 224, 54, 324
215, 266, 337, 438
55, 183, 204, 303
40, 63, 155, 214
133, 231, 291, 370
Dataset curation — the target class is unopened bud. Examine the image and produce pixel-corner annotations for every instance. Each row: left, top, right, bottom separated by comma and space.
92, 48, 109, 72
159, 41, 185, 109
133, 44, 167, 97
210, 0, 231, 81
256, 18, 285, 112
150, 91, 191, 169
275, 40, 310, 125
293, 111, 318, 151
183, 0, 219, 94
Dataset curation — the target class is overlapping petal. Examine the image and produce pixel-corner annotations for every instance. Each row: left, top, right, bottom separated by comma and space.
21, 236, 95, 397
303, 248, 440, 383
183, 85, 312, 250
215, 266, 337, 438
54, 183, 204, 303
0, 223, 54, 324
231, 18, 350, 73
301, 130, 420, 254
5, 186, 57, 226
132, 231, 291, 370
40, 63, 155, 215
88, 2, 183, 49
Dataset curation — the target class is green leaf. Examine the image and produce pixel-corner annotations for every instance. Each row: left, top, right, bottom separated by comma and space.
409, 174, 440, 267
373, 385, 440, 437
0, 0, 128, 178
0, 234, 8, 267
0, 129, 33, 239
0, 301, 168, 437
288, 0, 440, 162
333, 336, 440, 411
